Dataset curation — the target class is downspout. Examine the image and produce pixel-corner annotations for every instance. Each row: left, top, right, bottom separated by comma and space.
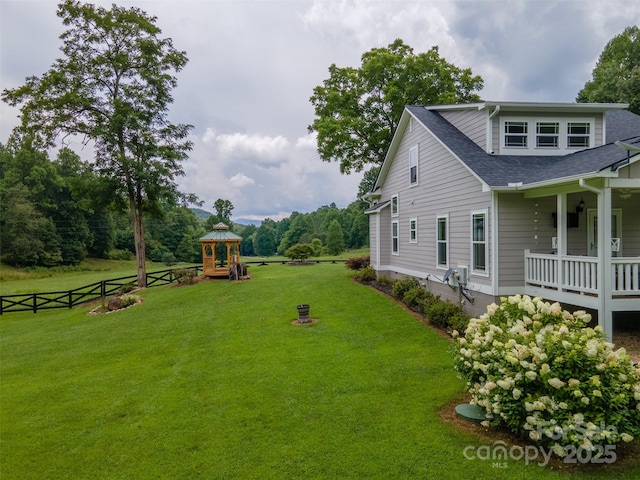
486, 105, 501, 154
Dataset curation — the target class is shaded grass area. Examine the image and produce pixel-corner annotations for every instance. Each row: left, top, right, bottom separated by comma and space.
0, 259, 155, 295
1, 263, 638, 479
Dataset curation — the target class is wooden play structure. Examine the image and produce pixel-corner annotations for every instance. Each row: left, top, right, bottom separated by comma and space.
199, 223, 247, 279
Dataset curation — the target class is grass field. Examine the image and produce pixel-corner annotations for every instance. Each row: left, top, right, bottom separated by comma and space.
0, 249, 368, 295
1, 262, 638, 479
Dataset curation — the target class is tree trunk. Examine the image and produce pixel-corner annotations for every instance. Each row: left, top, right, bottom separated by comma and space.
130, 198, 147, 288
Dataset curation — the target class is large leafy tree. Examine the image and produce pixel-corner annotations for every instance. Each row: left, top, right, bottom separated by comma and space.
577, 26, 640, 115
2, 0, 193, 286
309, 39, 483, 174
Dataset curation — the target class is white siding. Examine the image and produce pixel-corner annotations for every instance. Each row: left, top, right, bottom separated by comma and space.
378, 122, 492, 292
497, 193, 555, 287
439, 110, 487, 150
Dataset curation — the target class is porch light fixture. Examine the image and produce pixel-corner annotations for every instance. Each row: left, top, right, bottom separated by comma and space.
576, 199, 585, 214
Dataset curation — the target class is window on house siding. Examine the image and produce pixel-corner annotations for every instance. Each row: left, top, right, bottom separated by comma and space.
392, 220, 399, 255
409, 146, 418, 185
391, 194, 398, 217
436, 215, 448, 267
409, 218, 418, 243
567, 122, 590, 148
536, 122, 559, 148
505, 121, 528, 147
471, 212, 487, 273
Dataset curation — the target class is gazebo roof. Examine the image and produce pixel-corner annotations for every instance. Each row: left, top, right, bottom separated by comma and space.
199, 223, 242, 242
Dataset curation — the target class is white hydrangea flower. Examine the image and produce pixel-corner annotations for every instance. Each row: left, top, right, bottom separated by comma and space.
621, 433, 634, 442
548, 378, 565, 389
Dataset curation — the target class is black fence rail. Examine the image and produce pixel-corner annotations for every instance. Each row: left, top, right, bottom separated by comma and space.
0, 259, 348, 315
0, 266, 202, 315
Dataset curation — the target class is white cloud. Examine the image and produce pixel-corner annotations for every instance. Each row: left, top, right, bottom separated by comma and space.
205, 131, 290, 163
228, 173, 255, 188
2, 0, 640, 221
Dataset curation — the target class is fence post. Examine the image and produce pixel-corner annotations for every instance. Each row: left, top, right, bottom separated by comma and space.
69, 290, 73, 309
169, 269, 173, 283
33, 293, 37, 313
101, 280, 106, 299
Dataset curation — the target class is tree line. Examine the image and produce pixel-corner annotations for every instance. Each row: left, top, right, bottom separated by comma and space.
0, 139, 368, 267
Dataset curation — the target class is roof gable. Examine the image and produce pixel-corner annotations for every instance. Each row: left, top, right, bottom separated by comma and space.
373, 103, 640, 192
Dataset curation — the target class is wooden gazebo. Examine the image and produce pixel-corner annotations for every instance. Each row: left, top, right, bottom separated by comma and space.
199, 223, 242, 278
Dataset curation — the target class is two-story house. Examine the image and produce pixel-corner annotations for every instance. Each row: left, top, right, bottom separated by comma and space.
364, 102, 640, 340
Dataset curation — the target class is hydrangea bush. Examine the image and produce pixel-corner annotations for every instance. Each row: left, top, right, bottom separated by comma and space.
453, 295, 640, 457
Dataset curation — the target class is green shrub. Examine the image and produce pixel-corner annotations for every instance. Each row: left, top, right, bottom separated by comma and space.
118, 282, 136, 295
403, 286, 436, 313
174, 268, 197, 284
162, 252, 177, 265
403, 286, 440, 314
346, 255, 370, 270
391, 276, 421, 300
427, 300, 468, 330
453, 295, 640, 458
356, 265, 376, 282
119, 294, 140, 308
376, 276, 394, 288
108, 249, 132, 260
285, 244, 314, 261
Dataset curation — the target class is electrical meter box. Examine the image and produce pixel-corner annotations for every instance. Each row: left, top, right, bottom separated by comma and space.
457, 265, 469, 286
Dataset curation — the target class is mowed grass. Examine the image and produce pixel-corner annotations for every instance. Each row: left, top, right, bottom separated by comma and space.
1, 263, 638, 479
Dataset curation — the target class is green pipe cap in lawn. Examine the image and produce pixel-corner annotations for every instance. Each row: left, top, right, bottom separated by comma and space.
455, 403, 487, 423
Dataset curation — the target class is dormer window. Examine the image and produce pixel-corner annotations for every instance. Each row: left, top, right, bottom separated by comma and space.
536, 122, 559, 148
568, 122, 590, 148
504, 121, 528, 147
500, 117, 594, 155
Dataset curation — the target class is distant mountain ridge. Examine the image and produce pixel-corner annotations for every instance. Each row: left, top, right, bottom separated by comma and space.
189, 208, 262, 227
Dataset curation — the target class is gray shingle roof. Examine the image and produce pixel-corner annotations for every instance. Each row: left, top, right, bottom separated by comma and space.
406, 105, 640, 188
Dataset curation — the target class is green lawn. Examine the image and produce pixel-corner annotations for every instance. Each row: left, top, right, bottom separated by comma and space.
1, 263, 637, 479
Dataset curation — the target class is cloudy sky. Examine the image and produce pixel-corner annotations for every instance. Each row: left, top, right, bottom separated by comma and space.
1, 0, 639, 222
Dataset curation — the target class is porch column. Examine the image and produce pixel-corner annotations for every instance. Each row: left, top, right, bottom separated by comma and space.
556, 194, 567, 291
598, 185, 613, 341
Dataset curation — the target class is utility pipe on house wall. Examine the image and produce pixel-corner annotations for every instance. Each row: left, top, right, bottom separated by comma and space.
486, 105, 500, 154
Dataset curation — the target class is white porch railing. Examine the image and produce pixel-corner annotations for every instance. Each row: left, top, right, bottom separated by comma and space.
612, 258, 640, 295
524, 251, 640, 297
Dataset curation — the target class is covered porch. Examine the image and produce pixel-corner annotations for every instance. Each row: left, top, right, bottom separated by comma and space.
521, 178, 640, 339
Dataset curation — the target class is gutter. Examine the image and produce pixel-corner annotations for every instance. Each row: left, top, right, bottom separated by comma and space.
579, 178, 603, 194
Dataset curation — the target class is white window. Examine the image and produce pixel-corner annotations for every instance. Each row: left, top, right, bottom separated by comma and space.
409, 218, 418, 243
409, 145, 419, 185
391, 194, 399, 217
392, 220, 399, 255
436, 215, 448, 268
501, 117, 594, 155
536, 122, 559, 148
567, 122, 590, 148
471, 211, 488, 275
504, 121, 528, 147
